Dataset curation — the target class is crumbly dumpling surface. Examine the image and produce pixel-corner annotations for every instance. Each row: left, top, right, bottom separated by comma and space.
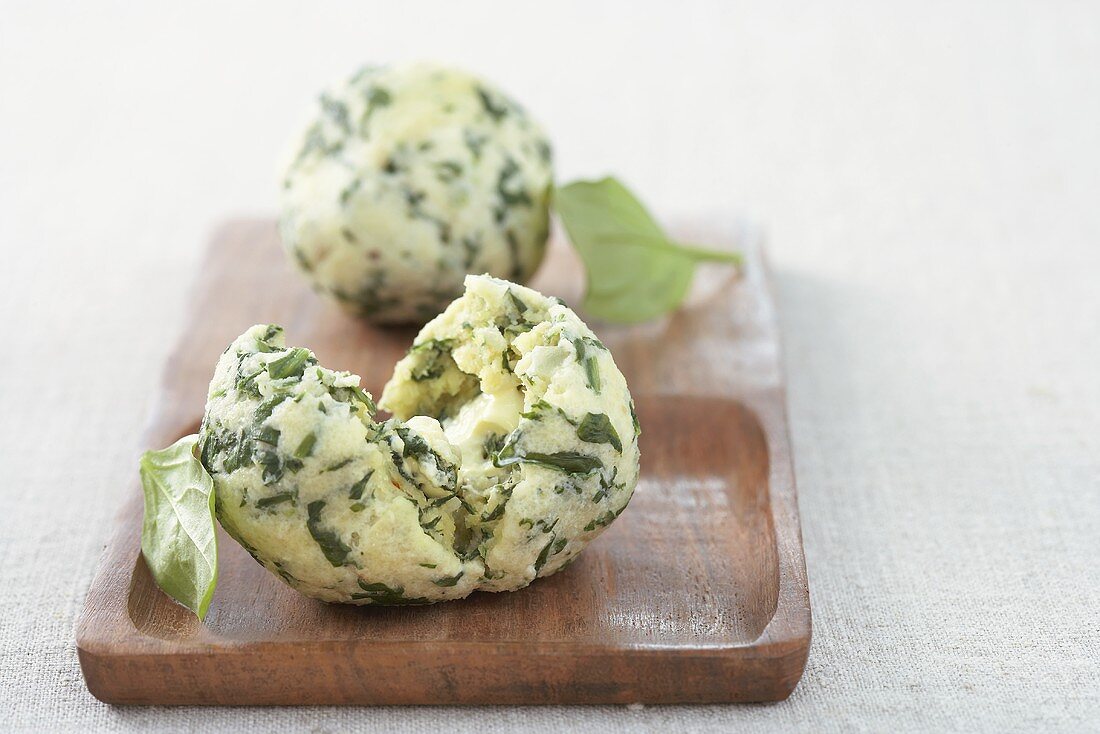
381, 275, 641, 591
198, 325, 481, 604
279, 62, 553, 324
198, 277, 639, 605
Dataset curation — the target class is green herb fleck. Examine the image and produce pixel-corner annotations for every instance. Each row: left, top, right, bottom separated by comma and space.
254, 449, 286, 485
495, 438, 603, 475
324, 458, 352, 473
477, 86, 509, 121
234, 366, 264, 398
333, 384, 376, 413
253, 393, 290, 424
508, 289, 528, 314
505, 229, 522, 280
254, 425, 280, 447
351, 578, 432, 605
435, 160, 463, 182
349, 470, 374, 500
482, 432, 506, 461
256, 492, 295, 509
584, 500, 628, 532
267, 348, 312, 380
359, 86, 392, 133
294, 432, 317, 458
306, 500, 352, 567
409, 339, 454, 382
433, 572, 464, 587
339, 178, 362, 206
495, 158, 532, 223
400, 430, 431, 458
320, 93, 351, 134
576, 413, 622, 452
536, 139, 552, 164
464, 129, 487, 160
521, 399, 577, 426
461, 235, 481, 268
570, 337, 602, 394
534, 537, 555, 573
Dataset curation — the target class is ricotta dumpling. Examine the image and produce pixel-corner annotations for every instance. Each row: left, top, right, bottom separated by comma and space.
279, 62, 554, 324
381, 275, 641, 591
198, 325, 481, 604
198, 277, 639, 605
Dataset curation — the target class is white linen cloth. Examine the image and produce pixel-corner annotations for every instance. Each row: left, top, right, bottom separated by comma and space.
1, 1, 1097, 731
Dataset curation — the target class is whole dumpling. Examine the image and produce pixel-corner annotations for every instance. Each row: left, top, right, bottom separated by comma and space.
279, 62, 554, 324
197, 276, 639, 605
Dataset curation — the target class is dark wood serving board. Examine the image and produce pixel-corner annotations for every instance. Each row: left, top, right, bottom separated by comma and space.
76, 220, 810, 705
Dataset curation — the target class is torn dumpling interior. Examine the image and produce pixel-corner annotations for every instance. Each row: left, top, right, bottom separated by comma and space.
198, 275, 640, 604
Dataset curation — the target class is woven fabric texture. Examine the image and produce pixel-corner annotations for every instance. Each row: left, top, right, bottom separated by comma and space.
1, 1, 1097, 731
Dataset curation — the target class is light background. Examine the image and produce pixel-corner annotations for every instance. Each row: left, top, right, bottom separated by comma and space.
2, 1, 1098, 731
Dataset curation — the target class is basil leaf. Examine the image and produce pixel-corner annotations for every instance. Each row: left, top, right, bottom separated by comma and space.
139, 434, 218, 620
554, 177, 741, 323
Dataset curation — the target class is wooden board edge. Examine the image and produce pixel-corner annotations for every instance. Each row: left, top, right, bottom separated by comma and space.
76, 635, 811, 705
748, 245, 813, 694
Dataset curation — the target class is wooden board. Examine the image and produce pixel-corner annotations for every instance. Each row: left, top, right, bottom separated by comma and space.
76, 220, 811, 705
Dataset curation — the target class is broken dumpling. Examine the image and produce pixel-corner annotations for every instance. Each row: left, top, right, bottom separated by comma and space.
197, 275, 639, 604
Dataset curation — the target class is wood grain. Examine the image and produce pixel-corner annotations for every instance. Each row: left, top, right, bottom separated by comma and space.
76, 220, 811, 705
